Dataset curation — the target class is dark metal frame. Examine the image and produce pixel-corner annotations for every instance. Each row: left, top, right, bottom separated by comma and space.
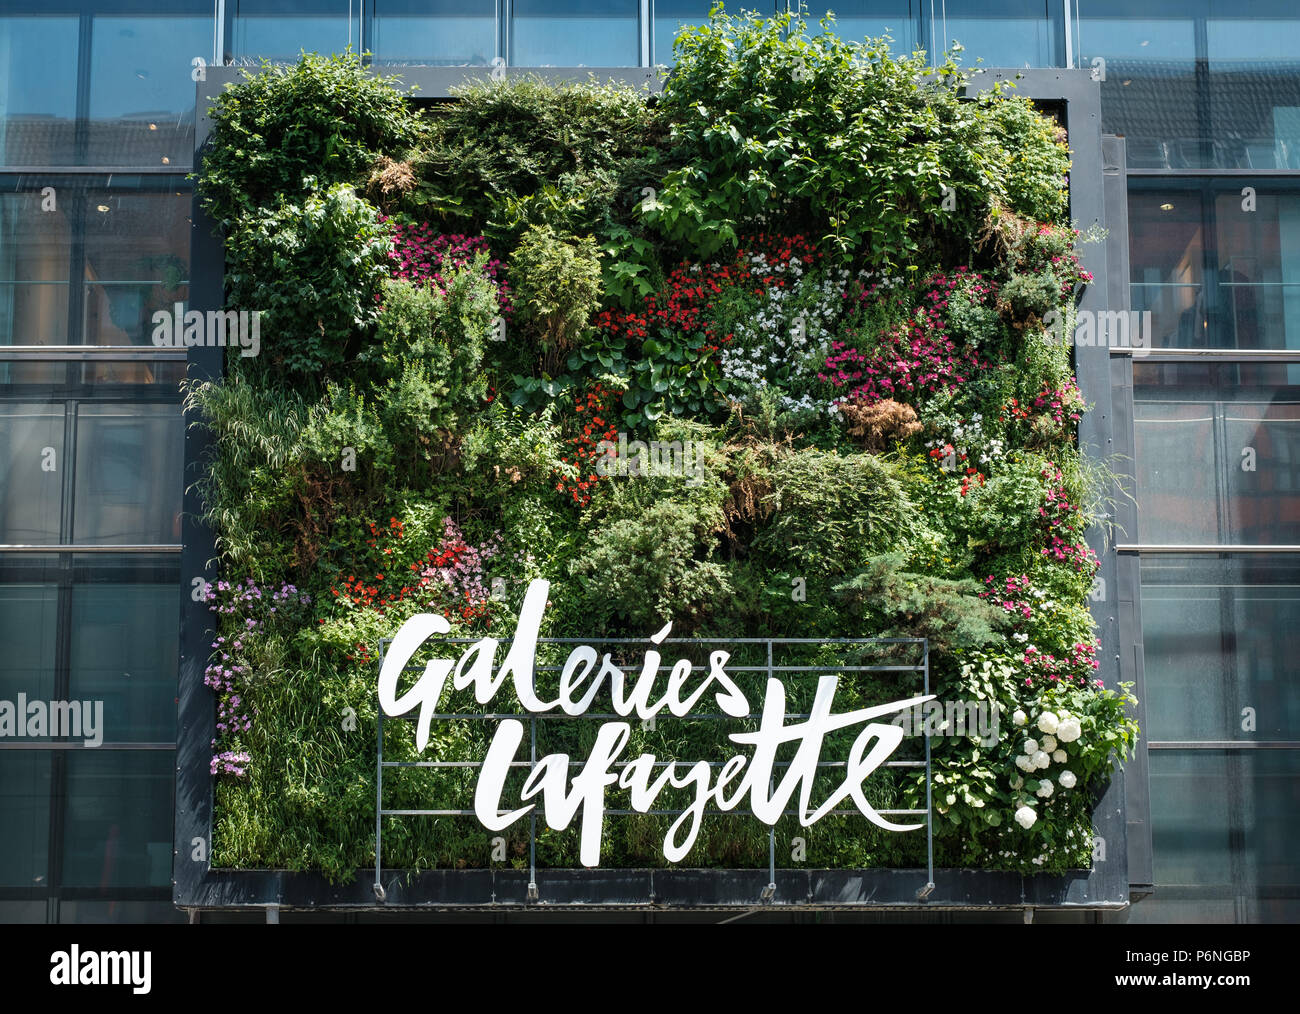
174, 65, 1140, 915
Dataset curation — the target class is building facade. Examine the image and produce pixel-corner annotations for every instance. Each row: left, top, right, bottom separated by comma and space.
0, 1, 1297, 923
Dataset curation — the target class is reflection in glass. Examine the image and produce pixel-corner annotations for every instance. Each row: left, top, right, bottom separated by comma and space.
0, 191, 73, 347
933, 0, 1057, 69
83, 191, 191, 348
512, 0, 639, 67
71, 583, 179, 742
1081, 1, 1300, 169
1134, 365, 1300, 544
0, 753, 50, 889
0, 583, 58, 702
0, 404, 63, 544
61, 751, 174, 889
1141, 555, 1300, 740
372, 0, 496, 66
0, 16, 80, 166
232, 0, 354, 63
72, 403, 184, 545
1145, 750, 1300, 923
86, 10, 211, 168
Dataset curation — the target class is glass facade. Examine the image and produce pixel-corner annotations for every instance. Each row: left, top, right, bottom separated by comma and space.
0, 0, 1296, 923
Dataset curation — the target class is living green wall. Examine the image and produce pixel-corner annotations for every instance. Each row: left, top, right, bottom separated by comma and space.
186, 8, 1137, 883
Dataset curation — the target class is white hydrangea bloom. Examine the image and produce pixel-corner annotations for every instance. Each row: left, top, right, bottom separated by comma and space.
1037, 711, 1060, 735
1032, 750, 1051, 770
1056, 716, 1082, 743
1040, 734, 1057, 753
1036, 779, 1054, 798
1014, 806, 1037, 829
1058, 770, 1077, 789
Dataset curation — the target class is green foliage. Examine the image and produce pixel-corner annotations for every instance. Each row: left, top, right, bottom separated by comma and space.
834, 553, 1010, 657
507, 225, 604, 373
570, 499, 733, 635
197, 52, 424, 231
224, 183, 393, 381
755, 448, 920, 571
651, 7, 1067, 268
189, 30, 1133, 879
412, 76, 667, 248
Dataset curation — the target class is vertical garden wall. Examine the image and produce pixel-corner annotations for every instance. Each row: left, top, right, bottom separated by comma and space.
174, 9, 1138, 908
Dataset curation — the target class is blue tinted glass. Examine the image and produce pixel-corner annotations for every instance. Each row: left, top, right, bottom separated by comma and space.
1141, 750, 1300, 923
932, 1, 1056, 68
1084, 2, 1300, 169
233, 0, 354, 62
72, 403, 184, 546
0, 583, 58, 702
512, 0, 639, 67
802, 4, 918, 59
1141, 555, 1300, 741
70, 581, 179, 742
653, 1, 715, 66
372, 0, 496, 66
0, 16, 80, 166
0, 752, 51, 889
87, 10, 212, 168
61, 750, 174, 889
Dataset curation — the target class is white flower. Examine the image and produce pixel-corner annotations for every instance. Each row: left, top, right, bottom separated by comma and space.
1012, 710, 1027, 727
1032, 750, 1050, 770
1037, 711, 1059, 735
1036, 779, 1054, 798
1014, 806, 1037, 829
1011, 775, 1024, 790
1015, 754, 1033, 772
1023, 738, 1039, 754
1040, 734, 1057, 753
1052, 748, 1067, 763
1058, 770, 1077, 789
1056, 717, 1082, 743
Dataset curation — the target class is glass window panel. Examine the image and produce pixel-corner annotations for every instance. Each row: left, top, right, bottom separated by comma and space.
61, 750, 174, 889
0, 16, 80, 167
0, 583, 58, 704
653, 1, 715, 66
931, 1, 1057, 69
72, 403, 183, 545
1141, 555, 1300, 741
86, 9, 211, 169
232, 0, 355, 63
511, 0, 639, 67
70, 582, 179, 742
0, 189, 73, 347
0, 752, 51, 889
1214, 191, 1300, 351
1134, 363, 1300, 544
1145, 750, 1300, 923
83, 190, 191, 348
786, 4, 919, 61
1128, 190, 1206, 349
0, 403, 63, 544
371, 0, 496, 66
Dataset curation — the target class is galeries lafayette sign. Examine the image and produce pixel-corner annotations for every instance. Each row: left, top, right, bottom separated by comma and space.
378, 579, 932, 865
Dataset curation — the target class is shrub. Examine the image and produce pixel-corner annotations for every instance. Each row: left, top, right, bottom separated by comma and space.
508, 224, 604, 374
198, 52, 424, 230
756, 448, 921, 572
224, 183, 393, 381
